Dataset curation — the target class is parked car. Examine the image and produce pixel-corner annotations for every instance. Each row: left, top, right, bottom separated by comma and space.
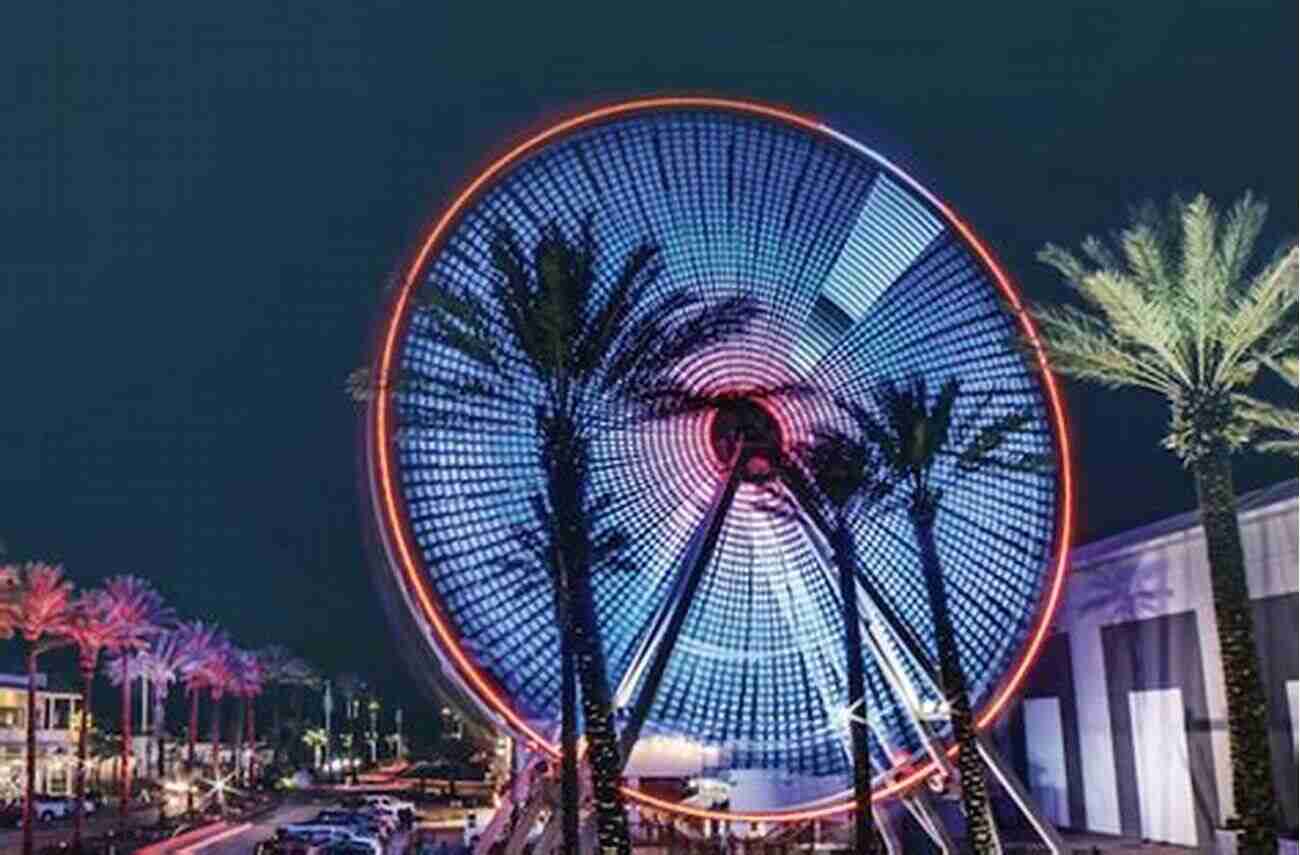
278, 824, 381, 855
0, 802, 21, 828
358, 794, 415, 823
31, 794, 97, 822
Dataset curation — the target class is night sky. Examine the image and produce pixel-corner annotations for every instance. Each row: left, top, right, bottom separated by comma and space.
2, 1, 1295, 733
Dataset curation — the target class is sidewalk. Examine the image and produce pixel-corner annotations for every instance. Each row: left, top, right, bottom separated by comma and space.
0, 807, 161, 855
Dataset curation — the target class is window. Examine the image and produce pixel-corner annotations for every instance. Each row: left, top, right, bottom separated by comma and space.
0, 707, 23, 729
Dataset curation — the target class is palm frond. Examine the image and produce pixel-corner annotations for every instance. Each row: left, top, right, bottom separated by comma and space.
1214, 245, 1298, 387
1236, 391, 1298, 458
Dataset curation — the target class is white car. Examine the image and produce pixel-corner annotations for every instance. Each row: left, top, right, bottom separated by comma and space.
32, 795, 96, 822
278, 824, 381, 855
360, 794, 415, 819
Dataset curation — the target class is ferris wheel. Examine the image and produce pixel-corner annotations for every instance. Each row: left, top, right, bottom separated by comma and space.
364, 98, 1072, 823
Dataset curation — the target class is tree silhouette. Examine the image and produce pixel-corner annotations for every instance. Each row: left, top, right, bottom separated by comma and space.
1032, 192, 1297, 848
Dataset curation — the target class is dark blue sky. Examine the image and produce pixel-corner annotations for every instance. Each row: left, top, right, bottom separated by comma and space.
1, 1, 1295, 720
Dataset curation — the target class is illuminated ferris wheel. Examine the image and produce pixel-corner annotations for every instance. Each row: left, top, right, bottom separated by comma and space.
364, 98, 1072, 824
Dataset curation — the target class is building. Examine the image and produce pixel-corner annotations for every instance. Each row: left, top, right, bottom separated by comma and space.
1003, 478, 1298, 847
0, 672, 84, 797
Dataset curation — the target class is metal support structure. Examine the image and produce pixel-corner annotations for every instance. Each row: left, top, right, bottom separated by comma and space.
787, 480, 1063, 855
901, 791, 959, 854
874, 806, 903, 855
976, 731, 1066, 855
615, 452, 742, 764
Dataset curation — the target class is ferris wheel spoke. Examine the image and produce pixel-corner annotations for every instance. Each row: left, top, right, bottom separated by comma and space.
613, 451, 743, 767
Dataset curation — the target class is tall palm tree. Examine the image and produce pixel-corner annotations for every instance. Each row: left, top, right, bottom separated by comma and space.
65, 589, 130, 849
283, 657, 319, 767
100, 575, 171, 827
229, 649, 264, 786
176, 621, 219, 814
255, 645, 294, 766
8, 563, 75, 855
138, 630, 191, 781
201, 637, 237, 789
366, 218, 757, 854
1031, 192, 1297, 850
850, 377, 1040, 855
1239, 355, 1298, 457
334, 673, 362, 785
782, 424, 892, 854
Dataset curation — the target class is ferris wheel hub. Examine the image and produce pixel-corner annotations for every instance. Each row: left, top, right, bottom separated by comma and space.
708, 398, 785, 481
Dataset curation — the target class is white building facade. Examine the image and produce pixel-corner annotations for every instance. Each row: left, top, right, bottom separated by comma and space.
0, 672, 83, 797
1002, 479, 1298, 847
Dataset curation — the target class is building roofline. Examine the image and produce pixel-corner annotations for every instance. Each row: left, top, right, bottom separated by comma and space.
1069, 478, 1298, 569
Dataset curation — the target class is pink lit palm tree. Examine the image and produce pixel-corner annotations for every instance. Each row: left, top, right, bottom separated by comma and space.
175, 621, 220, 814
8, 563, 76, 855
65, 589, 129, 849
200, 636, 237, 807
229, 650, 264, 786
100, 576, 171, 827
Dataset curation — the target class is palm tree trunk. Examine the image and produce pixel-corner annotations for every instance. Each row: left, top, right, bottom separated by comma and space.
153, 690, 166, 781
558, 587, 579, 853
272, 684, 283, 766
832, 524, 875, 854
1193, 449, 1279, 852
74, 666, 94, 850
548, 425, 631, 855
233, 699, 245, 787
912, 511, 998, 855
23, 649, 38, 855
209, 691, 222, 781
186, 688, 198, 814
118, 660, 132, 828
245, 698, 256, 786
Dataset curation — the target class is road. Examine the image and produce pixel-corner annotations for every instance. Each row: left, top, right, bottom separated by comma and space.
185, 800, 430, 855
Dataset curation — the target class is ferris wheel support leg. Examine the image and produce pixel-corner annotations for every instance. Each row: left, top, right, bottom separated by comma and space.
974, 731, 1066, 855
615, 455, 743, 766
862, 622, 955, 781
900, 791, 958, 855
874, 805, 904, 855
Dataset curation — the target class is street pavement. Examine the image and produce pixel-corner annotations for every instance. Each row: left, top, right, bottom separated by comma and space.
182, 800, 422, 855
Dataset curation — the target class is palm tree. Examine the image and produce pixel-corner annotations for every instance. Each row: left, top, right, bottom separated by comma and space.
283, 657, 319, 767
1031, 192, 1297, 850
176, 620, 219, 813
138, 630, 191, 782
303, 728, 328, 769
782, 423, 892, 854
1239, 355, 1298, 457
334, 673, 362, 785
100, 576, 171, 827
201, 637, 237, 791
8, 563, 75, 855
65, 589, 129, 849
228, 649, 263, 787
366, 218, 757, 855
256, 645, 294, 766
850, 377, 1040, 855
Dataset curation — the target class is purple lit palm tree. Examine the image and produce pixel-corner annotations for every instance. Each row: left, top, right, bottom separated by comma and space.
138, 631, 193, 781
100, 575, 172, 827
8, 563, 76, 855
